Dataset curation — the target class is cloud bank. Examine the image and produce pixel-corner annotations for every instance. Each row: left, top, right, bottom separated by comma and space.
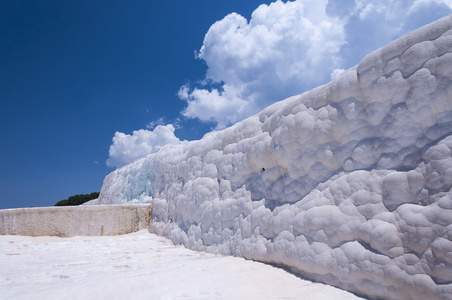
106, 124, 182, 168
180, 0, 452, 128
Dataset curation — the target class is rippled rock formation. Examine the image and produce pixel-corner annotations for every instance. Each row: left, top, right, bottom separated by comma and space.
96, 15, 452, 300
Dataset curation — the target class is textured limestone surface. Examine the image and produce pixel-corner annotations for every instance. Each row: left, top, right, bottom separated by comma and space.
94, 15, 452, 299
0, 204, 151, 237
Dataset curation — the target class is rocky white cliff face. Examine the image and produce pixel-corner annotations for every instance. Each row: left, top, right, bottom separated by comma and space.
97, 15, 452, 300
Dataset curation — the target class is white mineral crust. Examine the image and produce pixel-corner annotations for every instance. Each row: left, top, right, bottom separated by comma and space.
96, 15, 452, 300
0, 231, 364, 300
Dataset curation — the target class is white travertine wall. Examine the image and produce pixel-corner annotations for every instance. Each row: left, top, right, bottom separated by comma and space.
95, 16, 452, 299
0, 205, 151, 237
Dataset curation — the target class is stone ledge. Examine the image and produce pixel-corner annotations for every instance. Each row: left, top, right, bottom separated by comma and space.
0, 204, 151, 237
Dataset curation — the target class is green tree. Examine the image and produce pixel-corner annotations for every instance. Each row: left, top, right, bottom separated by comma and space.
55, 192, 100, 206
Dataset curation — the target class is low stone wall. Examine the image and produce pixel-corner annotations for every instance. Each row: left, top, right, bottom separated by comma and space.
0, 204, 151, 237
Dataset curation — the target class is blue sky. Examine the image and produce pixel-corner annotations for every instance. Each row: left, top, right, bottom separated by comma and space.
1, 0, 451, 209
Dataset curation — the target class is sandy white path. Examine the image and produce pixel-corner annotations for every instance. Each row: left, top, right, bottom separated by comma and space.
0, 230, 364, 300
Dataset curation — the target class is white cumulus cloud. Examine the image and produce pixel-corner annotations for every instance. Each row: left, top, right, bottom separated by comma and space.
180, 0, 346, 128
106, 124, 182, 168
180, 0, 452, 129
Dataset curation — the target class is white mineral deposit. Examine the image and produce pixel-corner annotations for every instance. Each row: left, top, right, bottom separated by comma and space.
0, 231, 364, 300
92, 15, 452, 300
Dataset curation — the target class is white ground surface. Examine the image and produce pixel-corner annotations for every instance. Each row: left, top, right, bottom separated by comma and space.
0, 230, 364, 300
